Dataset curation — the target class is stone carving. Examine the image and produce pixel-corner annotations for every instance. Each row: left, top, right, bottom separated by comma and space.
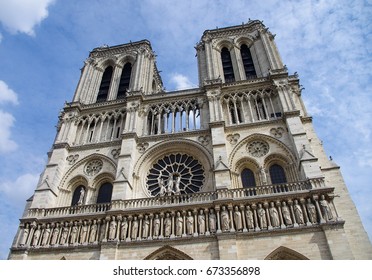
153, 214, 160, 238
89, 220, 98, 243
60, 224, 69, 245
80, 221, 88, 244
176, 212, 183, 236
158, 178, 166, 196
234, 206, 243, 231
245, 206, 254, 230
142, 215, 150, 238
270, 127, 285, 138
19, 224, 29, 247
70, 222, 79, 244
306, 199, 317, 223
247, 140, 269, 157
259, 166, 268, 185
209, 209, 217, 233
282, 202, 292, 226
221, 206, 230, 231
320, 195, 333, 221
120, 217, 128, 240
186, 211, 194, 235
198, 210, 205, 235
77, 187, 85, 205
84, 159, 103, 176
269, 202, 280, 228
294, 200, 304, 224
257, 204, 267, 229
198, 135, 210, 146
108, 217, 117, 241
51, 226, 59, 245
164, 213, 172, 237
41, 224, 51, 246
137, 143, 149, 154
131, 216, 139, 239
66, 154, 79, 165
227, 133, 240, 145
111, 148, 121, 159
32, 225, 41, 247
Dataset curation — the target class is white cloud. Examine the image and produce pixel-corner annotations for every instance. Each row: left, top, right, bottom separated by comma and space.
0, 0, 55, 36
0, 173, 39, 205
170, 73, 195, 90
0, 110, 18, 153
0, 80, 19, 105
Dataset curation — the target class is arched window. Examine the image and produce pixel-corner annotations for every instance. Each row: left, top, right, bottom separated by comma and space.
269, 164, 287, 184
71, 185, 86, 206
241, 168, 256, 188
96, 182, 113, 204
97, 66, 113, 102
117, 63, 132, 99
240, 44, 256, 79
221, 47, 235, 82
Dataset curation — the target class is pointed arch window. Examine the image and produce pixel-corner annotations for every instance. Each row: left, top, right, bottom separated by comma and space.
240, 44, 256, 79
71, 185, 86, 206
269, 164, 287, 184
96, 182, 113, 204
97, 66, 113, 102
221, 47, 235, 82
117, 63, 132, 99
241, 168, 256, 188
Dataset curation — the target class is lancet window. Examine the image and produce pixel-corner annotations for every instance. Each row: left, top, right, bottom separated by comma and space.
241, 168, 256, 188
74, 109, 126, 145
240, 44, 256, 79
96, 66, 113, 102
269, 164, 287, 184
146, 99, 201, 135
221, 47, 235, 82
117, 63, 132, 99
96, 182, 113, 204
222, 88, 282, 125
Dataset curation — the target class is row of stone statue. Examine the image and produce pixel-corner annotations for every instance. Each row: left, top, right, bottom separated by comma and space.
17, 195, 336, 248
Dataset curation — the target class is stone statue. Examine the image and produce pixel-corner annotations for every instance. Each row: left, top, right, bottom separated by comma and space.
186, 211, 194, 235
70, 222, 79, 244
306, 199, 317, 223
269, 202, 280, 228
89, 220, 98, 243
320, 195, 333, 220
294, 200, 304, 224
77, 187, 85, 205
164, 213, 172, 237
257, 204, 267, 229
120, 217, 128, 240
166, 175, 174, 195
32, 225, 41, 247
158, 178, 166, 196
60, 224, 69, 245
245, 206, 254, 230
80, 221, 88, 243
221, 206, 230, 231
234, 206, 243, 231
259, 166, 267, 185
131, 216, 139, 239
41, 224, 51, 246
153, 214, 160, 238
50, 226, 59, 246
174, 176, 181, 195
198, 210, 205, 235
19, 224, 29, 246
108, 217, 117, 240
142, 215, 150, 238
209, 209, 217, 233
176, 212, 183, 236
282, 202, 292, 226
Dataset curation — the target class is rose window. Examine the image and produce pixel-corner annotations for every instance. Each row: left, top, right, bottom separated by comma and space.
84, 159, 103, 176
146, 153, 205, 196
247, 140, 269, 157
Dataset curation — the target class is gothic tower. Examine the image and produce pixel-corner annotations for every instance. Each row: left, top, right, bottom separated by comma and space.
9, 20, 372, 260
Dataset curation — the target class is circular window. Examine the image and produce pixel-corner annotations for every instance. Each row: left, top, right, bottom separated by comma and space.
146, 153, 205, 196
247, 140, 269, 157
84, 159, 103, 176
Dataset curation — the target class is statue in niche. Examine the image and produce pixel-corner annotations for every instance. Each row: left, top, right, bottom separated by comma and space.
31, 225, 41, 247
294, 200, 304, 224
19, 224, 29, 246
306, 199, 317, 223
282, 202, 292, 226
174, 175, 181, 195
245, 206, 254, 230
186, 211, 194, 235
234, 206, 243, 231
142, 215, 150, 238
269, 202, 280, 228
320, 195, 333, 220
80, 221, 88, 243
108, 216, 117, 241
198, 210, 206, 235
70, 222, 79, 244
120, 217, 128, 240
257, 204, 267, 229
153, 214, 160, 238
77, 187, 85, 205
164, 213, 172, 237
209, 209, 217, 233
259, 166, 267, 185
131, 216, 139, 239
50, 226, 59, 246
158, 178, 166, 196
176, 212, 183, 236
60, 224, 69, 245
166, 175, 174, 196
221, 206, 230, 231
41, 224, 51, 246
89, 220, 98, 243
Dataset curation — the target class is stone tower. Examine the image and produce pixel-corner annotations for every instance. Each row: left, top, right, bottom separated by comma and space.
9, 20, 372, 260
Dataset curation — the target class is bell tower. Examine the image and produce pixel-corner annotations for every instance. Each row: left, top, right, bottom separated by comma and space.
8, 20, 372, 260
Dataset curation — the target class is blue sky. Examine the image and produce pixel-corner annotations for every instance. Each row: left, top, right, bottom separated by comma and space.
0, 0, 371, 260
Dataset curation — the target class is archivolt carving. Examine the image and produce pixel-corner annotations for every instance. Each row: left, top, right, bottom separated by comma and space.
144, 245, 193, 260
265, 246, 308, 260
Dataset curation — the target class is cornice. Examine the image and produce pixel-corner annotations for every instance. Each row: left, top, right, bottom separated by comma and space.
224, 118, 284, 133
68, 140, 121, 152
138, 129, 211, 143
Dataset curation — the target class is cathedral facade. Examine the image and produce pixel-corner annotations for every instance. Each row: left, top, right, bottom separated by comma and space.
9, 20, 372, 260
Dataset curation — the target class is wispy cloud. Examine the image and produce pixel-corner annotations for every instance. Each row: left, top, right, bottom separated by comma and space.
170, 73, 195, 90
